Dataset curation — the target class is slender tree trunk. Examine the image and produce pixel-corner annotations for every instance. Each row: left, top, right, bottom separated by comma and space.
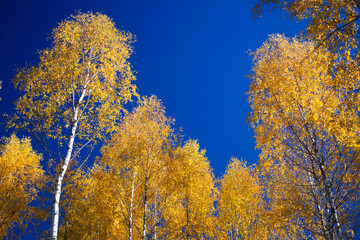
51, 120, 78, 240
319, 163, 342, 239
51, 87, 87, 240
64, 221, 68, 240
308, 130, 342, 239
152, 190, 159, 240
142, 174, 149, 240
142, 157, 151, 240
310, 133, 342, 239
308, 171, 327, 238
129, 171, 136, 240
153, 193, 158, 240
185, 198, 190, 240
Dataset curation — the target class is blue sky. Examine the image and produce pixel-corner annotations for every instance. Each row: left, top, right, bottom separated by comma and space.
0, 0, 303, 177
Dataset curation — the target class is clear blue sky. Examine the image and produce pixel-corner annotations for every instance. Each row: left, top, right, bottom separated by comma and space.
0, 0, 303, 177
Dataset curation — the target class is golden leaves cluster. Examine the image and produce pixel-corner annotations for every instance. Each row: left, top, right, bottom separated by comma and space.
248, 34, 360, 163
12, 12, 137, 141
248, 34, 360, 238
0, 135, 43, 238
253, 0, 360, 52
59, 96, 218, 239
164, 140, 217, 239
218, 158, 265, 239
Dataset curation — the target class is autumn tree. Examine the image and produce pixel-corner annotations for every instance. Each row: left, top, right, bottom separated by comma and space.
0, 135, 43, 238
252, 0, 360, 150
248, 35, 360, 239
58, 165, 124, 239
252, 0, 360, 53
162, 140, 217, 239
218, 158, 266, 239
59, 97, 218, 240
59, 96, 175, 239
12, 12, 137, 240
99, 96, 174, 240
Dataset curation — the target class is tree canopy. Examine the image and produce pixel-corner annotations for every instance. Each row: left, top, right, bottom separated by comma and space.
0, 135, 43, 238
11, 12, 137, 240
2, 5, 360, 240
248, 34, 360, 239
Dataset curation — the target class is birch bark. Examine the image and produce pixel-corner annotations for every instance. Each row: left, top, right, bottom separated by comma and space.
51, 87, 87, 240
128, 171, 136, 240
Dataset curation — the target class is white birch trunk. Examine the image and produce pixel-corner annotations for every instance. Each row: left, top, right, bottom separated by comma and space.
51, 87, 87, 240
310, 132, 342, 239
153, 194, 158, 240
308, 130, 342, 239
129, 171, 136, 240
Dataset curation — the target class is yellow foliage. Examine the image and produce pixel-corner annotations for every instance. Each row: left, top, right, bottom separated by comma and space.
0, 135, 43, 238
248, 34, 360, 238
163, 140, 217, 239
59, 97, 218, 239
59, 166, 128, 239
248, 34, 360, 161
218, 158, 266, 239
12, 12, 137, 141
252, 0, 360, 52
11, 12, 138, 238
60, 96, 176, 239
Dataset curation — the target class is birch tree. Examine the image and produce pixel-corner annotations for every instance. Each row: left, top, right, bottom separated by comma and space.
12, 12, 137, 240
218, 158, 266, 239
162, 140, 217, 239
252, 0, 360, 53
59, 166, 128, 239
248, 35, 360, 239
100, 96, 174, 240
0, 135, 43, 238
60, 96, 175, 239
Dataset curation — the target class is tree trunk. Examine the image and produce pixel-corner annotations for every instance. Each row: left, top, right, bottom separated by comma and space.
129, 171, 136, 240
319, 163, 342, 239
185, 197, 190, 240
142, 174, 149, 240
153, 193, 158, 240
309, 129, 342, 239
51, 87, 87, 240
51, 120, 78, 240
